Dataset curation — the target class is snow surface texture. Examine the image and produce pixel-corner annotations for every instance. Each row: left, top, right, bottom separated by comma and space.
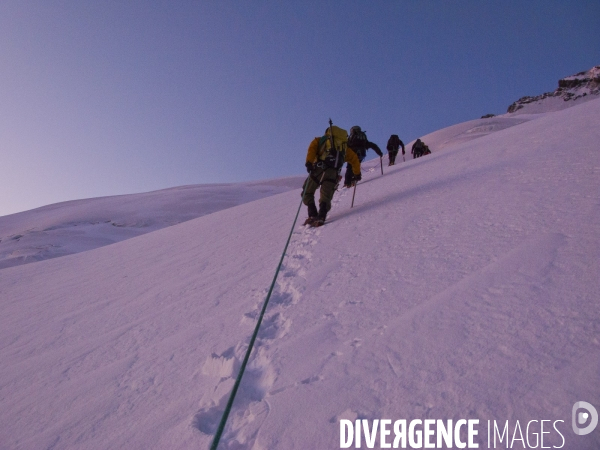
1, 98, 599, 449
0, 176, 304, 270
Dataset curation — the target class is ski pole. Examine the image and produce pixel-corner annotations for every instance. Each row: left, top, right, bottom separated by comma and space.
380, 156, 383, 175
351, 181, 357, 208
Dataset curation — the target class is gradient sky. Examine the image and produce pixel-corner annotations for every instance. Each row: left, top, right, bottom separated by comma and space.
1, 1, 599, 217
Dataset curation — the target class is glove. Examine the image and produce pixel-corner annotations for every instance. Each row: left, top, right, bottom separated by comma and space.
305, 162, 314, 173
354, 172, 362, 182
377, 151, 383, 158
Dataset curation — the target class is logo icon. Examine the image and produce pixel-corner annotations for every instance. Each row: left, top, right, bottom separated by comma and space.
572, 401, 598, 436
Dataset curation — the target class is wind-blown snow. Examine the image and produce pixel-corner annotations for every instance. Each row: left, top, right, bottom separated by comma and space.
0, 99, 598, 449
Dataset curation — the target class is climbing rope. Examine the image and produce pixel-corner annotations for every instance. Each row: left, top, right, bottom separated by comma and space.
210, 185, 308, 450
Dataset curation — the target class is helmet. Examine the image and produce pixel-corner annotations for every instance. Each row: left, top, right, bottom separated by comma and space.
350, 125, 362, 134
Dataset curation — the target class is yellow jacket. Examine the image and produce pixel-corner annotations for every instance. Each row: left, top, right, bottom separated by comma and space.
305, 137, 361, 175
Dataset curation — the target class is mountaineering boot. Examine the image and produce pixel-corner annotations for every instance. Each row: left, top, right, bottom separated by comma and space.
311, 201, 328, 227
311, 218, 325, 227
304, 217, 317, 226
304, 202, 318, 226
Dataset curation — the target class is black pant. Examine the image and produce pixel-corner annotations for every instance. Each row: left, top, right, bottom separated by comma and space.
302, 167, 339, 217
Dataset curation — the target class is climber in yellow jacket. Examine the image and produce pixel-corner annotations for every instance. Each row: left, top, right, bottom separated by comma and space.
302, 126, 361, 227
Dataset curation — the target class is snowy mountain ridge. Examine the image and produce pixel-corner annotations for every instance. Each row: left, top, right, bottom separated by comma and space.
1, 96, 598, 449
3, 66, 597, 273
0, 176, 304, 270
507, 64, 600, 114
409, 65, 599, 154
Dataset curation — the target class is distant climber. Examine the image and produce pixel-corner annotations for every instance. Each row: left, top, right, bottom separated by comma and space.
411, 139, 431, 158
386, 134, 405, 165
343, 126, 382, 187
303, 124, 361, 227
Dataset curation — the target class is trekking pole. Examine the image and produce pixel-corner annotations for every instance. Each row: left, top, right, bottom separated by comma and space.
351, 181, 357, 208
380, 156, 383, 175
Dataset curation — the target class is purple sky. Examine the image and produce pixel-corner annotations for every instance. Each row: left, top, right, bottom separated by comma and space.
1, 1, 599, 217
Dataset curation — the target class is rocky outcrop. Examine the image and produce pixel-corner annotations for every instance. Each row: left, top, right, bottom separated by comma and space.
507, 65, 600, 113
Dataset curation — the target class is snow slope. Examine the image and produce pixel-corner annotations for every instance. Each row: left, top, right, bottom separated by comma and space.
0, 98, 599, 449
409, 65, 599, 154
0, 176, 304, 270
409, 115, 533, 153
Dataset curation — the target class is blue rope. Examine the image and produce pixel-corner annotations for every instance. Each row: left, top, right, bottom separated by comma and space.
210, 185, 308, 449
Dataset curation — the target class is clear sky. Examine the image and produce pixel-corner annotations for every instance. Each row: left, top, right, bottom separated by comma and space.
1, 1, 599, 217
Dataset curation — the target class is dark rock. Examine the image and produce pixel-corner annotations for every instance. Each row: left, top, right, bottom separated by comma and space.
507, 65, 599, 113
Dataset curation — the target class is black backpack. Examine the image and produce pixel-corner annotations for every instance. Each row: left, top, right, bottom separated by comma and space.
348, 126, 368, 151
387, 135, 401, 151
